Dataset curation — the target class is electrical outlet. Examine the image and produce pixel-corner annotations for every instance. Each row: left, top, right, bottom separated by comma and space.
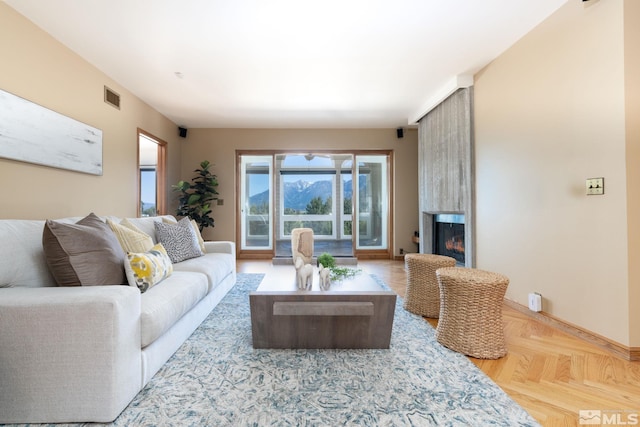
586, 177, 604, 195
528, 292, 542, 312
217, 199, 224, 206
400, 248, 404, 255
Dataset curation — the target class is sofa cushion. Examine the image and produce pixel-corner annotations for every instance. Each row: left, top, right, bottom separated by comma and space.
171, 252, 234, 293
124, 243, 173, 293
107, 219, 154, 253
140, 271, 208, 347
42, 213, 126, 286
154, 217, 203, 263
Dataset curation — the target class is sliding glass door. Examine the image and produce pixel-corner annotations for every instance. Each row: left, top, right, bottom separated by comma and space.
355, 155, 388, 250
239, 155, 273, 250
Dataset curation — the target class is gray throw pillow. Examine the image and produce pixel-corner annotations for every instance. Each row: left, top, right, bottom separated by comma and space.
42, 212, 127, 286
154, 217, 204, 263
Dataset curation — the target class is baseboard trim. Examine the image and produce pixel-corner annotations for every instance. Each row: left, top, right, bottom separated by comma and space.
503, 299, 638, 361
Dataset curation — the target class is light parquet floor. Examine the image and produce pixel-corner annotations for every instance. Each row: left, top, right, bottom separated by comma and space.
237, 259, 640, 426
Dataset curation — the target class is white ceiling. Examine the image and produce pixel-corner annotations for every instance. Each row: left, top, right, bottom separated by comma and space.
6, 0, 568, 129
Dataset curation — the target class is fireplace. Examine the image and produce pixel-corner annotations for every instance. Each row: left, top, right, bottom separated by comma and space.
433, 214, 465, 265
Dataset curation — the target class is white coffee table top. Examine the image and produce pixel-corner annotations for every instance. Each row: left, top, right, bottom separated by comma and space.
256, 265, 386, 293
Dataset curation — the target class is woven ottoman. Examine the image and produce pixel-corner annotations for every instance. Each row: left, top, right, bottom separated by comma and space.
403, 254, 456, 318
435, 267, 510, 359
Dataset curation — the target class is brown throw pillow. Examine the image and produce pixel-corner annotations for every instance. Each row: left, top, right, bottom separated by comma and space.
42, 213, 126, 286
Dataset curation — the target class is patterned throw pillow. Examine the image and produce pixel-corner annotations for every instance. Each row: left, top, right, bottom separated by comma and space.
154, 217, 204, 263
107, 219, 154, 253
124, 243, 173, 292
162, 217, 206, 253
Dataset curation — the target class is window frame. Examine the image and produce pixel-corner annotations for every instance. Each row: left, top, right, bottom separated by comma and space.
137, 129, 167, 217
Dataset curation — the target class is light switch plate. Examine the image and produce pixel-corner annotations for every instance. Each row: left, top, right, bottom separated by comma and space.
586, 177, 604, 195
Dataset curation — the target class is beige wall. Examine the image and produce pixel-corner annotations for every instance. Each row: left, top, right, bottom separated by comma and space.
0, 3, 181, 220
475, 0, 636, 346
178, 128, 419, 256
624, 0, 640, 346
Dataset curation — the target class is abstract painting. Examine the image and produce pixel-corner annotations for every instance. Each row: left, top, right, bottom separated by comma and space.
0, 88, 103, 175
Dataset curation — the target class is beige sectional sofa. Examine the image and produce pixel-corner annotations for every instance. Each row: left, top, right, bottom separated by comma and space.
0, 215, 236, 424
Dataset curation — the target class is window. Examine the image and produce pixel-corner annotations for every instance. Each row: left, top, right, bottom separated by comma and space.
278, 154, 337, 239
138, 130, 167, 217
238, 151, 391, 259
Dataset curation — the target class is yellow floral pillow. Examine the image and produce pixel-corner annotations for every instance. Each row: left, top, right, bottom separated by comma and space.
124, 243, 173, 292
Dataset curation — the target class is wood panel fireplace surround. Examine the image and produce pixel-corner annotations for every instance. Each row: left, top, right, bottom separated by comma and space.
417, 87, 474, 268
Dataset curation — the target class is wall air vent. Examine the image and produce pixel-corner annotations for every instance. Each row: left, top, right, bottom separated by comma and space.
104, 86, 120, 110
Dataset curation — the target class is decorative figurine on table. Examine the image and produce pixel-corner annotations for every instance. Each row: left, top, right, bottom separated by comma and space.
294, 256, 313, 290
318, 263, 331, 290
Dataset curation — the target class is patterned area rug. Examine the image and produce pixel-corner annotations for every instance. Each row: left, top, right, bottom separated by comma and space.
84, 274, 541, 426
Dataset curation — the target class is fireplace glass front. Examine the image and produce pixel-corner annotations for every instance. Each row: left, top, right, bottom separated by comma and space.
433, 214, 465, 265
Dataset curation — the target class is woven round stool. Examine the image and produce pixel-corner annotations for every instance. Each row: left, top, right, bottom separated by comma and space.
435, 267, 510, 359
403, 254, 456, 318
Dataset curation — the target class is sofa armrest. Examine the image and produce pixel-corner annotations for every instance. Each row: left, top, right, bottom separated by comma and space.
0, 286, 142, 424
203, 240, 235, 255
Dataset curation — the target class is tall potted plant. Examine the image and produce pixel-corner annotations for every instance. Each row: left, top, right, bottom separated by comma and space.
173, 160, 219, 231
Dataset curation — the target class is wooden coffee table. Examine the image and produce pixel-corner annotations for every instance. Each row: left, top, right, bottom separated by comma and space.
249, 266, 396, 349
